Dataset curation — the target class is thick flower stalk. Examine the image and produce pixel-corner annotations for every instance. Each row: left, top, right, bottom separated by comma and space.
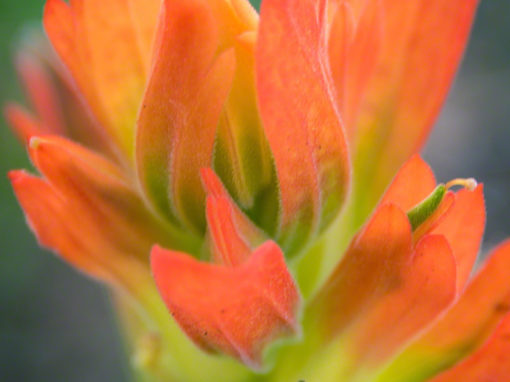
5, 0, 510, 381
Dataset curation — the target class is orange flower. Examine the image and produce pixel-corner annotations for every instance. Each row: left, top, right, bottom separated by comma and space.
6, 0, 509, 381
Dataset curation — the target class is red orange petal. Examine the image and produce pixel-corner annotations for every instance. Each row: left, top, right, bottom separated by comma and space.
380, 240, 510, 381
202, 168, 266, 266
256, 0, 350, 251
4, 104, 41, 144
16, 51, 65, 135
201, 168, 266, 250
315, 203, 412, 337
9, 168, 153, 294
350, 234, 456, 366
380, 154, 437, 210
151, 241, 300, 370
432, 185, 485, 291
136, 0, 235, 229
206, 196, 251, 266
10, 135, 184, 292
329, 0, 383, 136
348, 0, 479, 223
416, 239, 510, 358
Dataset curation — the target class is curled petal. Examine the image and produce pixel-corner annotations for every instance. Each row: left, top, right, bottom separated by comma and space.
9, 169, 152, 293
380, 240, 510, 381
311, 202, 456, 376
256, 0, 350, 252
10, 136, 184, 292
432, 185, 485, 292
315, 203, 413, 337
151, 241, 301, 370
202, 169, 266, 245
202, 168, 266, 266
206, 196, 251, 266
381, 155, 485, 291
136, 0, 235, 230
349, 234, 456, 367
11, 170, 113, 281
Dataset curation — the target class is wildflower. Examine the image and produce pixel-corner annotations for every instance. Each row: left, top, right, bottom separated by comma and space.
6, 0, 510, 380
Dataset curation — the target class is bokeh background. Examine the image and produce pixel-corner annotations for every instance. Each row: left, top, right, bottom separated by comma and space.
1, 1, 509, 381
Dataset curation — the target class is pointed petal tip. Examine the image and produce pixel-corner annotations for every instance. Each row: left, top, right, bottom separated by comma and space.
28, 135, 69, 156
381, 154, 437, 211
200, 167, 223, 198
7, 169, 27, 183
27, 135, 60, 164
206, 194, 252, 266
408, 153, 428, 167
150, 244, 166, 270
4, 103, 41, 144
201, 167, 268, 265
474, 182, 484, 192
28, 135, 43, 150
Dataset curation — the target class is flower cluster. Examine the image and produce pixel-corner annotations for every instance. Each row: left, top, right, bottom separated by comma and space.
6, 0, 510, 381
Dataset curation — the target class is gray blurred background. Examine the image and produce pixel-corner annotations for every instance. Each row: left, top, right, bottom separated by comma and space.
0, 0, 508, 381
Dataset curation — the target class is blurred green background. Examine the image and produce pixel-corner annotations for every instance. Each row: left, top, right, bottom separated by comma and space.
0, 1, 508, 381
